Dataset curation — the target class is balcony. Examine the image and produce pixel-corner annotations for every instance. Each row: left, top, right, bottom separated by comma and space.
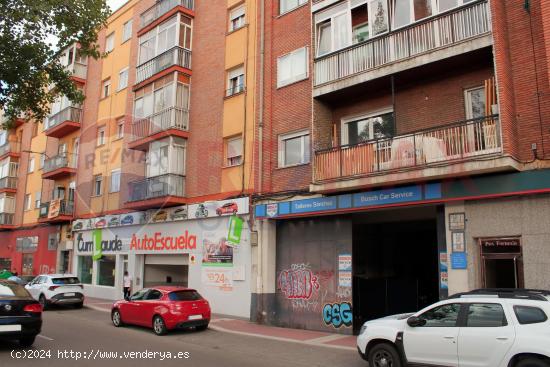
44, 106, 82, 138
0, 213, 14, 229
140, 0, 194, 29
314, 0, 491, 96
0, 141, 20, 160
66, 62, 87, 82
126, 174, 186, 209
42, 153, 77, 180
311, 116, 519, 193
135, 46, 191, 86
129, 107, 189, 150
0, 162, 19, 193
38, 200, 74, 223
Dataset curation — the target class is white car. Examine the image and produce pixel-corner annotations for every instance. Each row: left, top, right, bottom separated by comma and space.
357, 289, 550, 367
25, 274, 85, 309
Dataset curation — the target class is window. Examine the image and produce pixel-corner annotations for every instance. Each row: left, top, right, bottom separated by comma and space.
226, 66, 245, 96
418, 303, 461, 327
168, 290, 203, 301
97, 127, 106, 146
342, 110, 394, 145
102, 79, 111, 98
24, 194, 31, 211
229, 5, 246, 32
466, 303, 507, 327
35, 191, 41, 209
105, 32, 115, 53
277, 47, 308, 88
78, 256, 92, 284
122, 20, 133, 43
514, 306, 548, 325
225, 136, 243, 167
130, 288, 149, 301
48, 233, 59, 251
117, 119, 124, 139
118, 68, 129, 91
138, 16, 181, 65
94, 175, 103, 196
110, 169, 121, 193
39, 154, 45, 169
465, 86, 486, 119
280, 0, 307, 14
145, 290, 163, 300
278, 130, 310, 167
393, 0, 434, 29
28, 156, 35, 173
97, 255, 115, 287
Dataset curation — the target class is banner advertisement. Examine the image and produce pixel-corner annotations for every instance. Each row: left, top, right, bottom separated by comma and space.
48, 199, 61, 219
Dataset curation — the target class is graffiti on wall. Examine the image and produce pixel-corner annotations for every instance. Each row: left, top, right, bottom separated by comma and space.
278, 263, 320, 300
322, 302, 352, 328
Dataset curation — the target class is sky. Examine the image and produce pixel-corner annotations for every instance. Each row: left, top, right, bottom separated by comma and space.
108, 0, 128, 12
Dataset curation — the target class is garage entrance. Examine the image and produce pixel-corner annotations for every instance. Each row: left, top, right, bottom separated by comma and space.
143, 254, 189, 288
352, 206, 442, 332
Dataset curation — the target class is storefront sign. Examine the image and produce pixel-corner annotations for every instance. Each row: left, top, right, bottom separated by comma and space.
353, 186, 422, 208
266, 203, 278, 217
202, 231, 233, 265
292, 197, 338, 213
92, 230, 102, 261
201, 266, 233, 291
76, 230, 123, 256
129, 231, 197, 251
480, 238, 521, 254
227, 216, 243, 246
451, 252, 468, 269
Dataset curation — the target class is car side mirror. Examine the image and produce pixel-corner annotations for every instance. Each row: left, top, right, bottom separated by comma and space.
407, 316, 427, 327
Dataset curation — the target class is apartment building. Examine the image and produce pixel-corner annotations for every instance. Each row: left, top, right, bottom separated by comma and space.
253, 0, 550, 334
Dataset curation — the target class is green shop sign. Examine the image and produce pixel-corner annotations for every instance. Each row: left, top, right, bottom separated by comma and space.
227, 216, 243, 246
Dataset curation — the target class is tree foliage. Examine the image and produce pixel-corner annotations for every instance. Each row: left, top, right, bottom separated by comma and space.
0, 0, 110, 127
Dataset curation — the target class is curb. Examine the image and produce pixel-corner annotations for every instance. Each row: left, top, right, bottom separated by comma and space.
84, 304, 356, 351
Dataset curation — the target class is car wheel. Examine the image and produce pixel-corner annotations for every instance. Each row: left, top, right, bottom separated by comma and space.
74, 302, 84, 309
516, 358, 550, 367
39, 295, 48, 310
368, 343, 402, 367
19, 336, 36, 347
196, 324, 208, 331
152, 315, 167, 336
112, 309, 124, 327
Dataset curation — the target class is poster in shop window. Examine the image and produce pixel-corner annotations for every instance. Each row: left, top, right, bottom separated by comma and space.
201, 230, 233, 291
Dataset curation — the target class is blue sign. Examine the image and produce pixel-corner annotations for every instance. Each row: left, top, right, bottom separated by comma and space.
353, 186, 422, 208
451, 252, 468, 269
291, 197, 337, 214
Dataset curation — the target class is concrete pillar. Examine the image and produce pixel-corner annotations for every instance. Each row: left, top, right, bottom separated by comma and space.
445, 201, 469, 295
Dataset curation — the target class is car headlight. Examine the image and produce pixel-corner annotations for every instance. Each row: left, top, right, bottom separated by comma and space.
359, 324, 367, 335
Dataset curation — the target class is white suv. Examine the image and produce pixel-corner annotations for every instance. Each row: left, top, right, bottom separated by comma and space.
357, 289, 550, 367
25, 274, 84, 309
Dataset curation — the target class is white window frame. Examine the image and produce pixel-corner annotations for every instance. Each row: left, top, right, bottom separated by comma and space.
24, 194, 31, 211
392, 0, 438, 30
35, 191, 41, 209
28, 156, 35, 173
110, 169, 121, 193
226, 66, 245, 97
225, 136, 243, 167
229, 5, 246, 32
122, 19, 133, 43
118, 67, 129, 91
97, 127, 106, 146
105, 32, 115, 53
94, 175, 103, 196
280, 0, 307, 15
278, 130, 311, 168
116, 119, 125, 139
102, 79, 111, 98
341, 107, 393, 145
277, 47, 309, 88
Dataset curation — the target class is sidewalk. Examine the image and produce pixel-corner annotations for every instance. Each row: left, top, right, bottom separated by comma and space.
84, 297, 356, 351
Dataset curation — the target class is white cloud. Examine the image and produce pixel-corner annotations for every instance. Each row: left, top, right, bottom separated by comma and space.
108, 0, 128, 12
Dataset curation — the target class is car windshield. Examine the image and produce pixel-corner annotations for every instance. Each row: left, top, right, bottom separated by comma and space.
52, 277, 80, 285
168, 290, 203, 301
0, 282, 31, 299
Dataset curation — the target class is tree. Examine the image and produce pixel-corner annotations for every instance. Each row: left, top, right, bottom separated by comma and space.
0, 0, 110, 127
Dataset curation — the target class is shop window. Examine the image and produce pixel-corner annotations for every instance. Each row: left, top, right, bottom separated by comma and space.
277, 47, 308, 88
278, 130, 310, 167
78, 256, 93, 284
97, 255, 116, 287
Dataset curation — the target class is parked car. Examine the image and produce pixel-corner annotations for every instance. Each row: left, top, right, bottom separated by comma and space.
216, 202, 238, 216
0, 280, 42, 347
25, 275, 84, 309
357, 289, 550, 367
111, 287, 210, 336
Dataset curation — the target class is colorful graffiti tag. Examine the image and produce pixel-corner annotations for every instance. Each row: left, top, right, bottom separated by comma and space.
322, 302, 352, 328
278, 263, 320, 300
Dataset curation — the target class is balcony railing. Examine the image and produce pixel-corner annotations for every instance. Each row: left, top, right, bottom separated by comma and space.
131, 107, 189, 142
45, 106, 82, 131
38, 200, 75, 219
314, 115, 501, 182
43, 153, 77, 174
314, 0, 490, 86
140, 0, 194, 28
136, 46, 191, 84
0, 141, 20, 157
127, 174, 185, 202
0, 213, 14, 225
0, 162, 19, 190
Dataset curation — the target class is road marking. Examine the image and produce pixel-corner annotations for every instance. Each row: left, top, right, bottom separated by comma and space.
37, 334, 54, 341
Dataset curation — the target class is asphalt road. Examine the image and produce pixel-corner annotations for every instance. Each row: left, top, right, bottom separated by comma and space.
0, 307, 364, 367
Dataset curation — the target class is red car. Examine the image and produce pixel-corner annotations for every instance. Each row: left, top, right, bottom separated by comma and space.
111, 287, 210, 336
216, 202, 238, 216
